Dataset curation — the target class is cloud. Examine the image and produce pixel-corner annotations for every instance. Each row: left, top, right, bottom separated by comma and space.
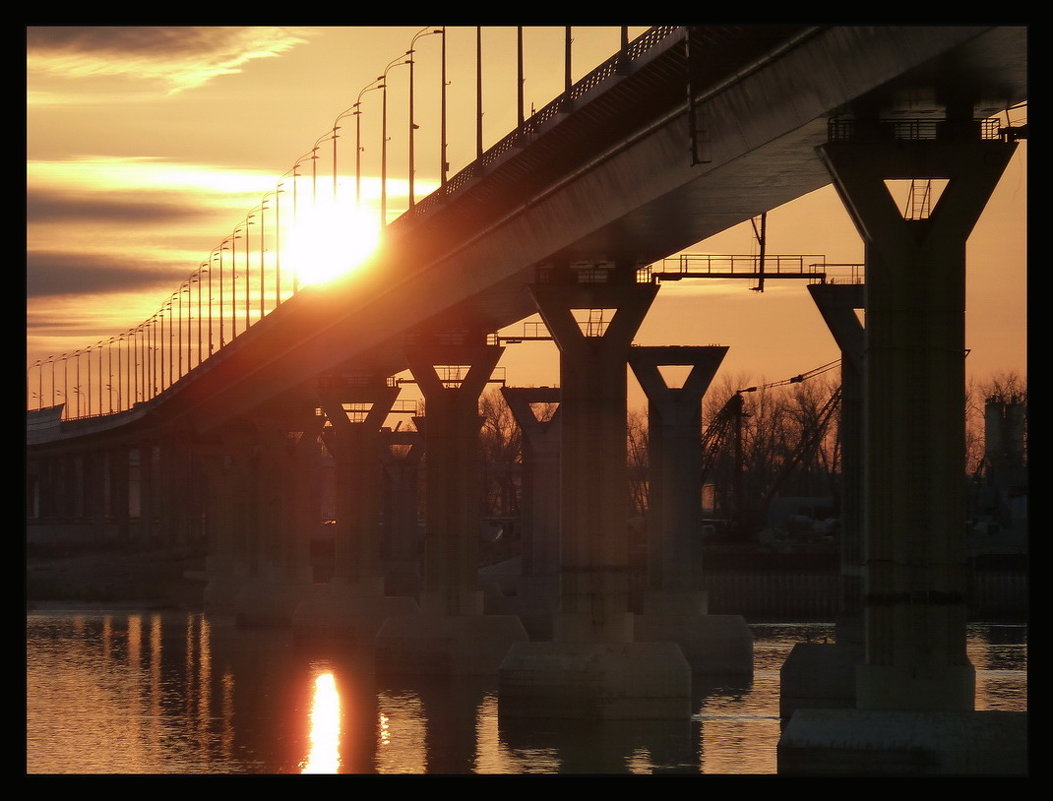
27, 26, 313, 94
26, 250, 188, 299
27, 187, 212, 226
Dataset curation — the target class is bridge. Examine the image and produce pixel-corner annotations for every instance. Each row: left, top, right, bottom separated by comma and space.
27, 26, 1027, 773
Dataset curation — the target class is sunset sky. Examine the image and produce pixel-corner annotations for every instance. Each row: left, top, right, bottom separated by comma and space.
26, 26, 1028, 411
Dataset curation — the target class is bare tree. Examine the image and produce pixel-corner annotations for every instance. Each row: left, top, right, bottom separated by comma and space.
479, 387, 522, 519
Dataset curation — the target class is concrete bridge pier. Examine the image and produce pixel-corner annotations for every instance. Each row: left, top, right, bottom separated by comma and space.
499, 275, 691, 719
293, 377, 419, 643
233, 405, 325, 627
483, 386, 562, 640
375, 337, 528, 675
779, 125, 1026, 773
780, 283, 866, 716
629, 345, 753, 675
201, 423, 257, 617
378, 427, 425, 597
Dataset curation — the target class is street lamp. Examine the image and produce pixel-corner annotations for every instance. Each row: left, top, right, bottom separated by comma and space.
407, 27, 444, 209
230, 228, 244, 337
242, 216, 255, 329
381, 53, 411, 231
349, 76, 385, 208
198, 264, 208, 366
260, 189, 282, 315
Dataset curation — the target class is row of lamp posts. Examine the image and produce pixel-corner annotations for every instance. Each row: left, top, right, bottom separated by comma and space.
30, 26, 598, 420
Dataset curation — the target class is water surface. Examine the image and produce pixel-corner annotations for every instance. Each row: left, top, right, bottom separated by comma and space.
26, 613, 1026, 774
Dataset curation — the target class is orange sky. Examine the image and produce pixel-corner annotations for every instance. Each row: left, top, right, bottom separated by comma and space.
26, 26, 1027, 411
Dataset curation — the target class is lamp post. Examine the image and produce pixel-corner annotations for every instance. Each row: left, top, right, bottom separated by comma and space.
351, 76, 385, 208
198, 265, 207, 366
60, 352, 68, 418
260, 190, 281, 315
106, 337, 115, 414
85, 345, 93, 416
47, 355, 55, 408
242, 216, 254, 329
218, 240, 231, 348
381, 53, 411, 231
187, 275, 198, 369
177, 283, 186, 379
209, 249, 221, 354
407, 27, 444, 209
31, 359, 42, 411
231, 228, 243, 337
96, 341, 104, 415
70, 349, 81, 417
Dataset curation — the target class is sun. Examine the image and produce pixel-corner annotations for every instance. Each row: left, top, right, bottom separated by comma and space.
285, 199, 381, 287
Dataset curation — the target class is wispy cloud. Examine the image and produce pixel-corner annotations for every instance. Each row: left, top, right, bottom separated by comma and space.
26, 250, 190, 299
27, 26, 313, 94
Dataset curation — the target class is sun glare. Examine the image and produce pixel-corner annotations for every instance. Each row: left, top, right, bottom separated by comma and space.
285, 200, 381, 287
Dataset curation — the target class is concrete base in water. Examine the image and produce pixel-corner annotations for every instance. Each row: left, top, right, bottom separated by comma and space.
498, 640, 692, 720
374, 614, 529, 675
778, 709, 1028, 776
635, 607, 754, 676
232, 578, 310, 627
291, 582, 420, 645
780, 642, 863, 718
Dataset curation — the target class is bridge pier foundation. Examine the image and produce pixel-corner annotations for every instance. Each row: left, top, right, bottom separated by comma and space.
375, 338, 527, 675
778, 126, 1026, 774
629, 345, 754, 676
499, 276, 691, 719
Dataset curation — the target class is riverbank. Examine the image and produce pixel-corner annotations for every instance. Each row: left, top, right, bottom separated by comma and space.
25, 541, 206, 611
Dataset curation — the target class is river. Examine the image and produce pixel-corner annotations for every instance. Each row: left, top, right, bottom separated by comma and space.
26, 612, 1027, 774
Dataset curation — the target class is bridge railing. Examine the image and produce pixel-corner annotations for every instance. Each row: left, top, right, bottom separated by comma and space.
640, 255, 865, 287
409, 26, 680, 221
827, 117, 1002, 142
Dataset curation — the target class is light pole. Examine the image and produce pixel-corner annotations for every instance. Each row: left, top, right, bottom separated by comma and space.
231, 228, 243, 337
187, 275, 198, 369
105, 338, 114, 414
72, 349, 82, 417
242, 216, 254, 329
381, 53, 411, 231
48, 355, 55, 408
351, 76, 384, 208
32, 359, 42, 411
60, 352, 68, 418
198, 264, 207, 365
407, 27, 443, 209
260, 190, 280, 316
218, 240, 231, 348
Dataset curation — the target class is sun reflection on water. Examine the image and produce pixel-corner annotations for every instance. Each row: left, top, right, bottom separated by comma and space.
300, 670, 342, 774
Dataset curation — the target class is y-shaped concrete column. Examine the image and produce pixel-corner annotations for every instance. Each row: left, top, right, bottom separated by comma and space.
781, 283, 866, 715
375, 337, 527, 674
491, 386, 562, 638
295, 377, 419, 642
378, 427, 424, 597
500, 277, 691, 719
630, 345, 753, 674
200, 421, 257, 617
235, 404, 326, 627
820, 132, 1016, 712
780, 124, 1024, 775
